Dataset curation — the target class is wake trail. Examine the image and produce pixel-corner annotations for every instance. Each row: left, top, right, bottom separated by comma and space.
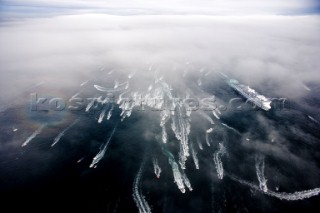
22, 123, 47, 147
308, 115, 319, 125
133, 155, 152, 213
213, 143, 226, 179
152, 157, 162, 178
190, 142, 199, 169
228, 174, 320, 201
221, 123, 241, 135
255, 155, 268, 192
51, 119, 80, 147
90, 124, 118, 168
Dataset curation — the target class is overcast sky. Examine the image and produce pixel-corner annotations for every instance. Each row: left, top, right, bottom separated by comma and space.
1, 0, 320, 16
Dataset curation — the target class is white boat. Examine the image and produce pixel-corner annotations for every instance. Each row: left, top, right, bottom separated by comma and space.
219, 72, 272, 111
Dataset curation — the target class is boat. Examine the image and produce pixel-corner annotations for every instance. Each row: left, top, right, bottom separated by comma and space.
219, 72, 272, 111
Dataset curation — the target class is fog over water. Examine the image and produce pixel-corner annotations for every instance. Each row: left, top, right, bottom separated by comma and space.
1, 1, 320, 212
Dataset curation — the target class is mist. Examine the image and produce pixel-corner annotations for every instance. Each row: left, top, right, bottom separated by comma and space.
1, 14, 319, 101
1, 5, 320, 213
